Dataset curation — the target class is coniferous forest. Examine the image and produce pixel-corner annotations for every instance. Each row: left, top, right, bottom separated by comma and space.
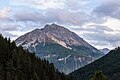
0, 34, 74, 80
70, 47, 120, 80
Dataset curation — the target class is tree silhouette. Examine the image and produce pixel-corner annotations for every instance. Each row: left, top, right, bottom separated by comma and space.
91, 70, 108, 80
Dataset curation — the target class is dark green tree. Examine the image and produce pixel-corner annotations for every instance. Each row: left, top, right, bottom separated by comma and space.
91, 70, 108, 80
0, 34, 74, 80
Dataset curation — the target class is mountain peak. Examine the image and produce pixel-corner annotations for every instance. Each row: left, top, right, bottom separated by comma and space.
15, 23, 104, 74
51, 23, 58, 26
100, 48, 110, 54
16, 23, 102, 48
44, 23, 59, 28
43, 23, 68, 31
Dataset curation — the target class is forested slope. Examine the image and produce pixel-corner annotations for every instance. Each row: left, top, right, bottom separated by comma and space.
70, 47, 120, 80
0, 34, 73, 80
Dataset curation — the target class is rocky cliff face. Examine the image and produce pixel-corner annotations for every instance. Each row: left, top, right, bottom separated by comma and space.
15, 23, 104, 74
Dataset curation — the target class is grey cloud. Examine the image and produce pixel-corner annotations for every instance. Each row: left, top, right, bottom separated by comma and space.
0, 24, 21, 31
86, 25, 113, 32
1, 0, 92, 26
12, 0, 88, 11
82, 30, 120, 48
13, 8, 90, 26
70, 24, 120, 48
89, 41, 109, 46
69, 27, 85, 31
64, 0, 82, 10
0, 30, 17, 38
45, 9, 90, 26
93, 1, 120, 19
71, 25, 113, 32
14, 10, 45, 22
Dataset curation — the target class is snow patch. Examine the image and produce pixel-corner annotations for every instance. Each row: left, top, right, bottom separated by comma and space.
58, 58, 64, 61
58, 55, 71, 61
65, 55, 71, 60
44, 54, 56, 59
16, 41, 23, 46
44, 54, 51, 58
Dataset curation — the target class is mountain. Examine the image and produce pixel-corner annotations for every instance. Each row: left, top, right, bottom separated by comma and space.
100, 48, 110, 54
70, 47, 120, 80
15, 23, 104, 74
0, 34, 73, 80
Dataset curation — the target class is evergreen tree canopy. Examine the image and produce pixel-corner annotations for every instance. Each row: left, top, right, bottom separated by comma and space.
91, 70, 108, 80
0, 34, 74, 80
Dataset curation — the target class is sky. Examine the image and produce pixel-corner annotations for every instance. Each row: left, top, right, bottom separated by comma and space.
0, 0, 120, 49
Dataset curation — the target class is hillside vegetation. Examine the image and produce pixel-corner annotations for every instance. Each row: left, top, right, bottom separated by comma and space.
70, 47, 120, 80
0, 34, 73, 80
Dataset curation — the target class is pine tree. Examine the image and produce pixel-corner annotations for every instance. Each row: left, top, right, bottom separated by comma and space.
91, 70, 108, 80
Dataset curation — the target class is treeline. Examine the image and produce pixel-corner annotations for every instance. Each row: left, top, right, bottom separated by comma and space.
0, 34, 74, 80
70, 47, 120, 80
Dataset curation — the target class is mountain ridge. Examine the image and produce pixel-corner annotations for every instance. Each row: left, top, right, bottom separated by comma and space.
100, 48, 110, 54
70, 47, 120, 80
15, 23, 104, 74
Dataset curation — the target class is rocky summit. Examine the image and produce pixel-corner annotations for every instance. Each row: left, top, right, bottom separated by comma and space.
15, 23, 104, 74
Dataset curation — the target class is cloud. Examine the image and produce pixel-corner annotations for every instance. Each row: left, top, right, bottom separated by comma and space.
102, 18, 120, 31
0, 7, 12, 21
0, 30, 17, 38
45, 9, 90, 26
93, 0, 120, 20
11, 0, 90, 10
9, 0, 92, 26
85, 25, 113, 32
0, 24, 21, 31
14, 10, 45, 22
81, 27, 120, 49
11, 0, 65, 9
68, 24, 120, 49
64, 0, 88, 10
70, 24, 113, 33
12, 7, 90, 26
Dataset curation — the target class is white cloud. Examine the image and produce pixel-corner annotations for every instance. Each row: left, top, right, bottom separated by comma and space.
11, 0, 65, 9
102, 18, 120, 30
0, 7, 12, 21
